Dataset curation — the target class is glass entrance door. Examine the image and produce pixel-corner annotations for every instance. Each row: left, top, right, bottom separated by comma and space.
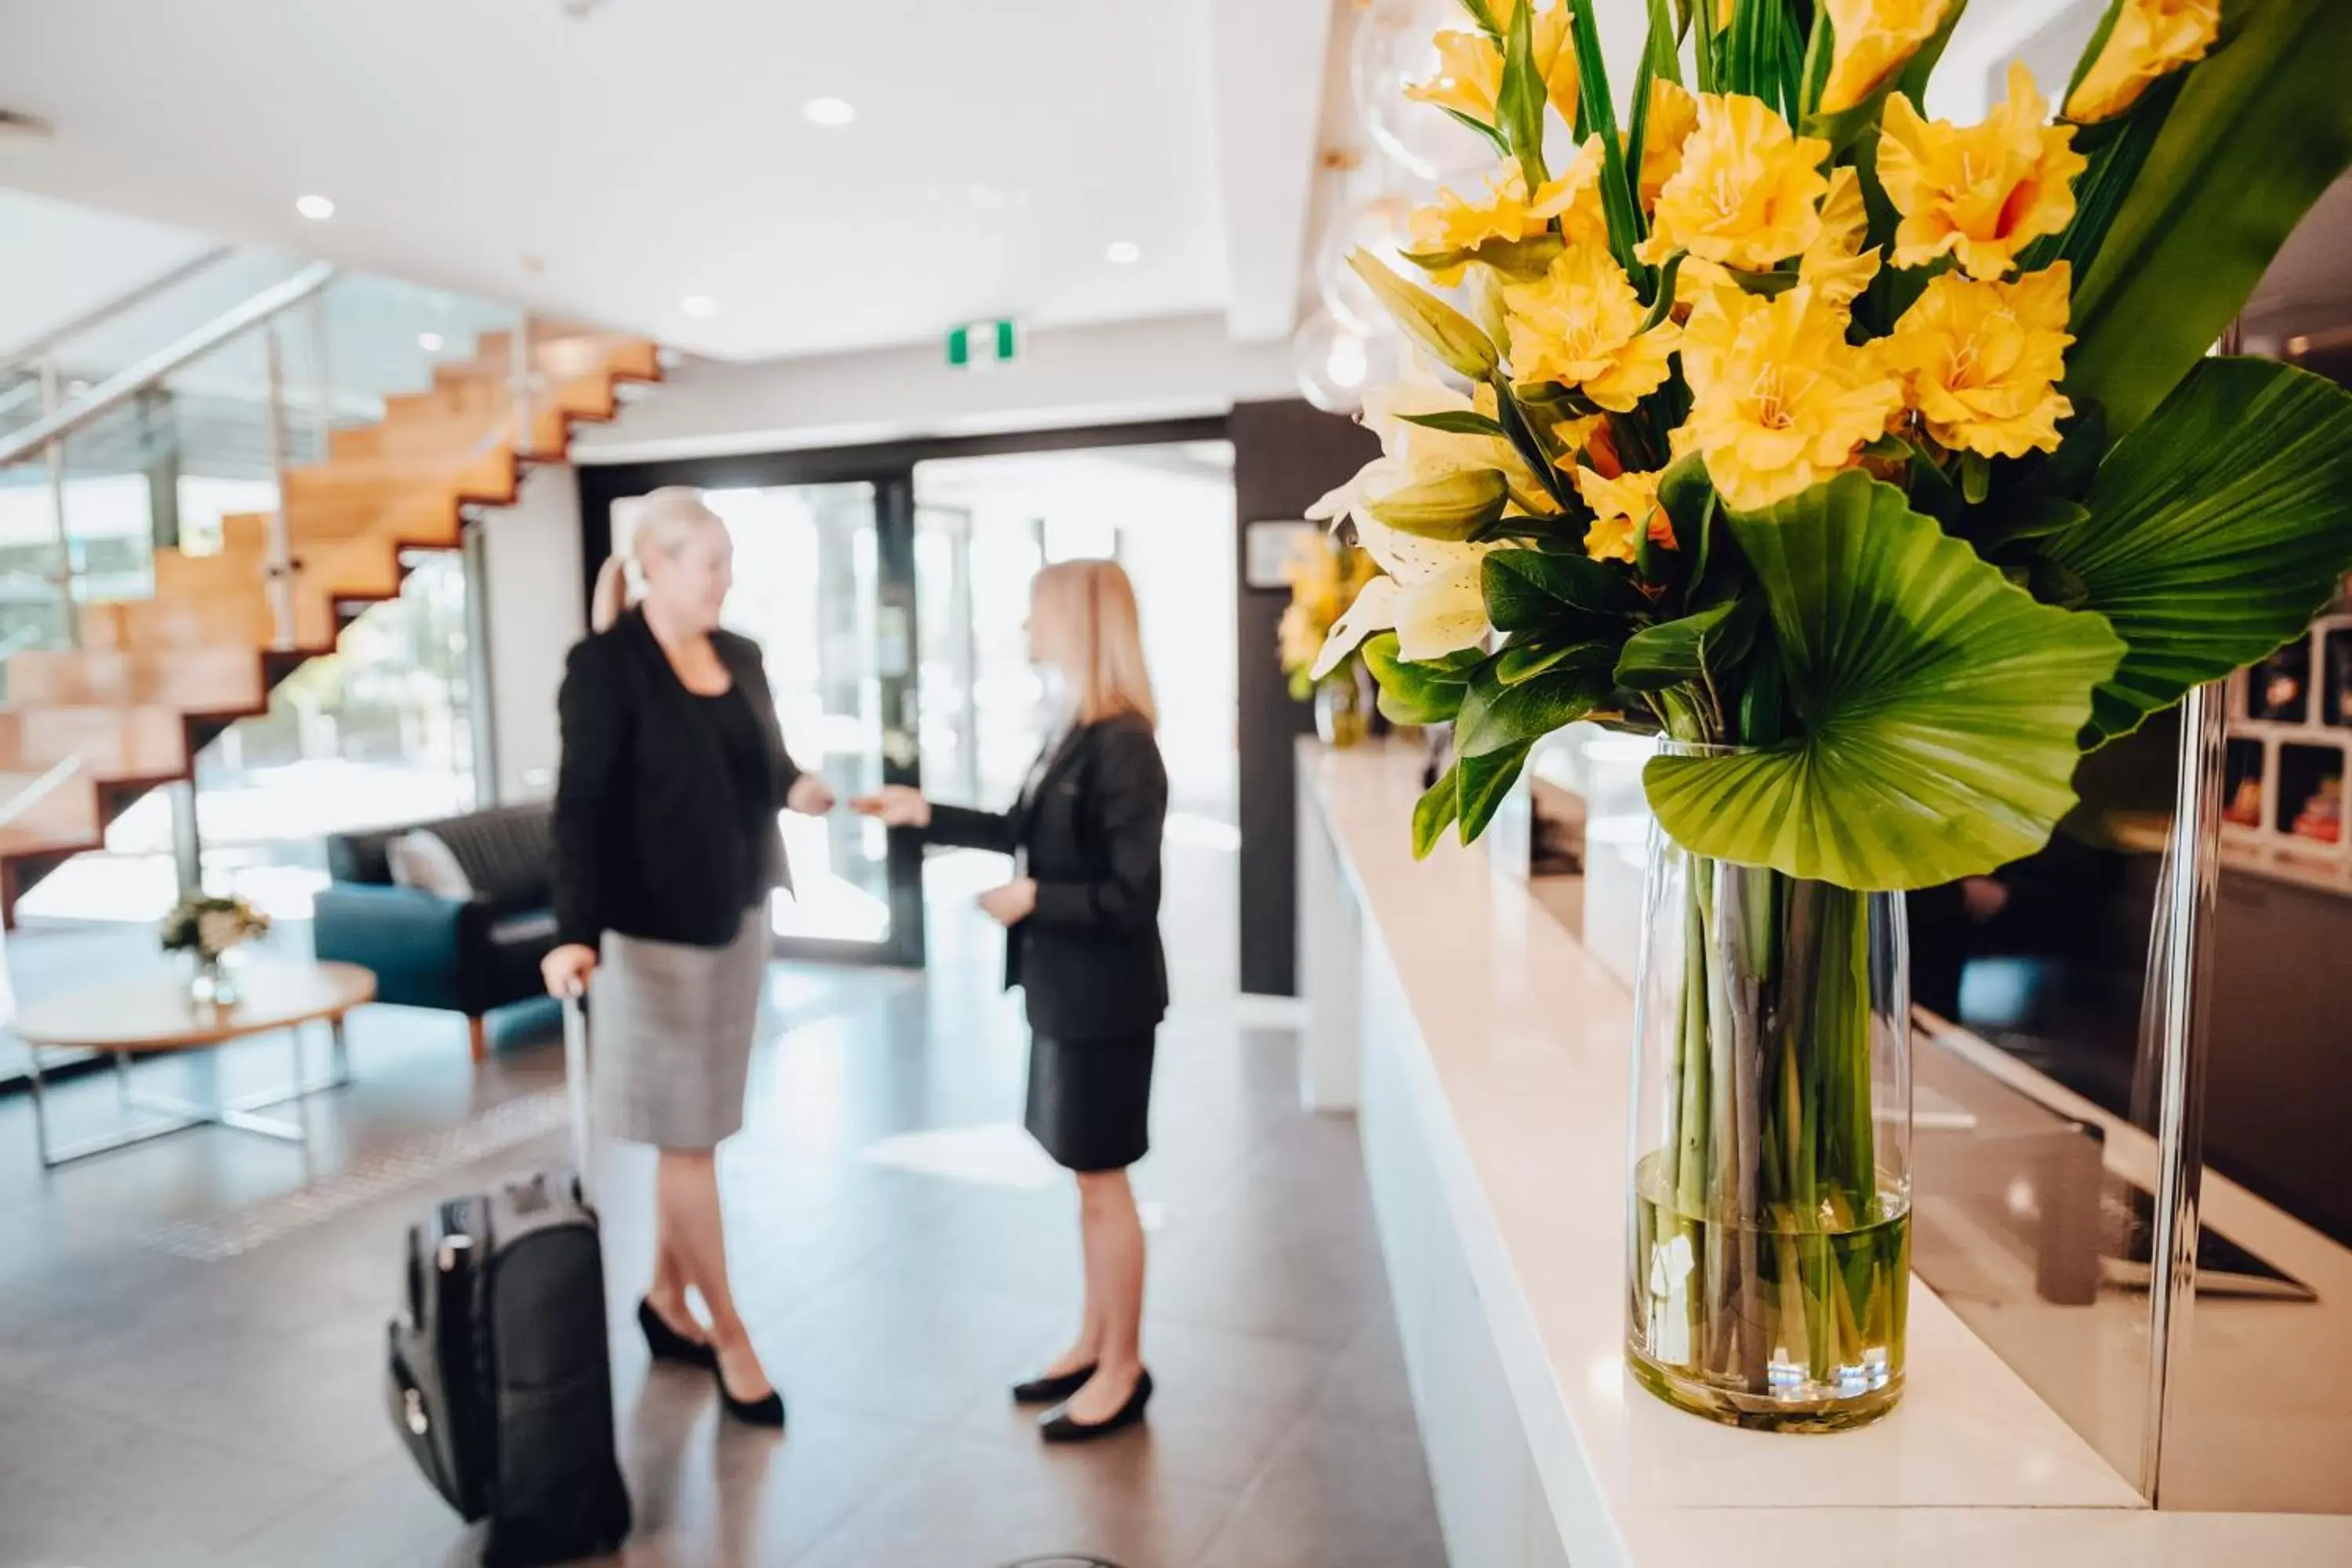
610, 477, 924, 965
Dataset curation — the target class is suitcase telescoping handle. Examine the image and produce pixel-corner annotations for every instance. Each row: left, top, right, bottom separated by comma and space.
561, 988, 596, 1207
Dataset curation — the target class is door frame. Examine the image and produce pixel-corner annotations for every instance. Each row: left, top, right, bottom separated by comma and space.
573, 415, 1229, 969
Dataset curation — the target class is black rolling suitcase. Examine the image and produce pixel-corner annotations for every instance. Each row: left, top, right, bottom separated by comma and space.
386, 996, 630, 1566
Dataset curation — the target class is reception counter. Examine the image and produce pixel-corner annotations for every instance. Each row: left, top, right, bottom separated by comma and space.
1293, 740, 2352, 1567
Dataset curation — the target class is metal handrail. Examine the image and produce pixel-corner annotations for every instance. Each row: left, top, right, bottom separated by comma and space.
0, 245, 238, 374
0, 755, 85, 834
0, 261, 338, 470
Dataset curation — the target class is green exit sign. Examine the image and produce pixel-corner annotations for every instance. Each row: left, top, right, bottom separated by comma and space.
946, 318, 1019, 370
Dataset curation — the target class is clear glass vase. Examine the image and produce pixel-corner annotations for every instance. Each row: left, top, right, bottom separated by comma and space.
1315, 664, 1373, 750
1626, 774, 1914, 1432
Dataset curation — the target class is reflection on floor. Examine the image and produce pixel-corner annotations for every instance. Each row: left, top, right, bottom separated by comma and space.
0, 841, 1443, 1566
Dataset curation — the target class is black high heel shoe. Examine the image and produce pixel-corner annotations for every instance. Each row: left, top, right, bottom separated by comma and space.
638, 1298, 718, 1370
1040, 1370, 1152, 1443
1011, 1363, 1098, 1406
713, 1359, 786, 1428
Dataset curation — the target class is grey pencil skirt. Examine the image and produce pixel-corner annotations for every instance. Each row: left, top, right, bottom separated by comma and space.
591, 907, 768, 1150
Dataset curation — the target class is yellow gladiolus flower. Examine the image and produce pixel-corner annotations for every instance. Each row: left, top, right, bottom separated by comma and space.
1878, 61, 2086, 279
1882, 263, 2075, 459
1405, 2, 1577, 128
1574, 467, 1676, 564
2064, 0, 2220, 122
1795, 167, 1882, 312
1503, 241, 1681, 413
1408, 148, 1605, 285
1679, 285, 1905, 512
1632, 78, 1701, 212
1639, 93, 1830, 273
1820, 0, 1954, 115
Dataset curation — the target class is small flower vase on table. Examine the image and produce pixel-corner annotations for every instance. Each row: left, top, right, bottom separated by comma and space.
162, 894, 269, 1011
188, 950, 240, 1008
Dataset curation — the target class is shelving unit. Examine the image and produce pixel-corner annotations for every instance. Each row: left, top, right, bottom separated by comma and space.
2223, 610, 2352, 892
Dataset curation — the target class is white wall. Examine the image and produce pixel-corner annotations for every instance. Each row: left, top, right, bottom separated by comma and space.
481, 462, 584, 802
571, 312, 1294, 464
0, 189, 212, 358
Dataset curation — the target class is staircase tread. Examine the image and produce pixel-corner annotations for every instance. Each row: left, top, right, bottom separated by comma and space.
1, 328, 655, 923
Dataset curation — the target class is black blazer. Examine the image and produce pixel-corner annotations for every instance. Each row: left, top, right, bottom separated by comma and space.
927, 712, 1169, 1040
551, 609, 799, 950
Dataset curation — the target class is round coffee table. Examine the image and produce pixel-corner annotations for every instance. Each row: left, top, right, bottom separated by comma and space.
14, 959, 377, 1168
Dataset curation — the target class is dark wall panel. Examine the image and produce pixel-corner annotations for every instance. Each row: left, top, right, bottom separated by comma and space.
1231, 397, 1380, 996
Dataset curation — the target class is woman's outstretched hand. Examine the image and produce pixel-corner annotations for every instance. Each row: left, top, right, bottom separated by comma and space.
850, 785, 931, 829
978, 878, 1038, 927
786, 773, 837, 815
543, 942, 597, 999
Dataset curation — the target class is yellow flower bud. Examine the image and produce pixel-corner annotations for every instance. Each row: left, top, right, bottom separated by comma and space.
2064, 0, 2220, 122
1820, 0, 1955, 116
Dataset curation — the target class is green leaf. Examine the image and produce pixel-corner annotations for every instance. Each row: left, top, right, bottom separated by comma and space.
1494, 637, 1613, 684
1460, 742, 1534, 842
1644, 472, 2126, 890
1413, 765, 1461, 859
1729, 265, 1804, 299
2037, 356, 2352, 745
1403, 231, 1564, 281
1614, 592, 1762, 692
1563, 0, 1648, 275
1636, 250, 1688, 328
1397, 409, 1510, 440
1976, 495, 2090, 553
1441, 105, 1512, 156
1483, 548, 1644, 633
1656, 452, 1716, 568
1363, 632, 1480, 725
2067, 0, 2352, 436
1459, 0, 1503, 42
1367, 469, 1509, 541
1495, 0, 1550, 184
1800, 0, 1964, 151
1487, 377, 1577, 513
1456, 661, 1613, 757
1348, 252, 1501, 380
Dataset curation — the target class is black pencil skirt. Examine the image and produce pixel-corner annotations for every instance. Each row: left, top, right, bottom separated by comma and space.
1025, 1033, 1156, 1173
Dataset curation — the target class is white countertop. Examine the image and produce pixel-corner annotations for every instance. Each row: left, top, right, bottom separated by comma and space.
1308, 743, 2352, 1566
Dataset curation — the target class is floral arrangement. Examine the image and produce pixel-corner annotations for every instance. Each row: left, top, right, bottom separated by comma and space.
161, 891, 270, 961
1279, 528, 1382, 700
1308, 0, 2352, 1428
1314, 0, 2352, 882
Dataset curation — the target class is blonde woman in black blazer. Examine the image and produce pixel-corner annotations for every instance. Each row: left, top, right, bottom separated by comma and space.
544, 487, 834, 1428
856, 558, 1169, 1443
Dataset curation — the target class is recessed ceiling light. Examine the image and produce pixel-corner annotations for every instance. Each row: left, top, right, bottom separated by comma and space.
802, 97, 855, 127
680, 295, 719, 319
295, 194, 336, 221
417, 332, 444, 352
1106, 241, 1142, 265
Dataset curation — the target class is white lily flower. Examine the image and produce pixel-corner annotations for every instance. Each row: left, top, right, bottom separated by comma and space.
1308, 364, 1512, 678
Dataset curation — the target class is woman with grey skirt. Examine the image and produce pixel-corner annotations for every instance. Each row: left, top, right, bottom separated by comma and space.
543, 486, 833, 1428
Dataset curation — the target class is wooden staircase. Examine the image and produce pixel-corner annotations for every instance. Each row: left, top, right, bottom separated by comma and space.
0, 324, 660, 925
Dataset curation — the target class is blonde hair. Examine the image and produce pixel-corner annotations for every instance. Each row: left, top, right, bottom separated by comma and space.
1033, 558, 1156, 729
591, 485, 725, 631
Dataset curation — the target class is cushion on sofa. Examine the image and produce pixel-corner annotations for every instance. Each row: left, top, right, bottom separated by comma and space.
389, 830, 474, 899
